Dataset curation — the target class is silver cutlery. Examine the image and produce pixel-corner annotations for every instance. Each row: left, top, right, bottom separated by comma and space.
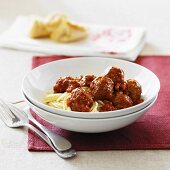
9, 103, 72, 151
0, 99, 76, 159
11, 99, 72, 151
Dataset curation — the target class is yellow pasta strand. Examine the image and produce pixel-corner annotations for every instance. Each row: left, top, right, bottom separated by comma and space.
43, 93, 63, 103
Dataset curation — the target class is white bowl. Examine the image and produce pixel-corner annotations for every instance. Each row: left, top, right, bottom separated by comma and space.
24, 92, 157, 133
22, 57, 160, 119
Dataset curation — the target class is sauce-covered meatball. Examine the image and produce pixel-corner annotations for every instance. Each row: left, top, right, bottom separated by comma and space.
66, 80, 80, 92
99, 100, 117, 112
53, 76, 72, 93
115, 81, 127, 92
53, 76, 80, 93
79, 75, 96, 87
90, 76, 114, 100
126, 79, 142, 103
112, 92, 133, 109
105, 67, 124, 83
67, 88, 94, 112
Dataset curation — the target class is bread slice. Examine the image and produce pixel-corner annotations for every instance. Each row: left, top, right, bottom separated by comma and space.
29, 20, 50, 38
50, 18, 88, 43
29, 13, 88, 42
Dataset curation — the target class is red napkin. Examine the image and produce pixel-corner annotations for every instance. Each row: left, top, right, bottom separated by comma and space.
28, 55, 170, 151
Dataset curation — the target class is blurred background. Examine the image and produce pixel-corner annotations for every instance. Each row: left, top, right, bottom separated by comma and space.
0, 0, 170, 54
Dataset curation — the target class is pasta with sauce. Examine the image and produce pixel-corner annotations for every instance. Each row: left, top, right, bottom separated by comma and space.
44, 92, 102, 112
44, 67, 144, 112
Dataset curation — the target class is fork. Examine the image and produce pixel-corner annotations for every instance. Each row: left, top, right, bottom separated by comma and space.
9, 103, 72, 152
0, 100, 76, 159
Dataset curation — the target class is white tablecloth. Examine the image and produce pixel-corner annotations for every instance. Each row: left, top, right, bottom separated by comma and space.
0, 0, 170, 169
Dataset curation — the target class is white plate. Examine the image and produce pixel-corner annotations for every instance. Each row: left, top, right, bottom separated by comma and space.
22, 57, 160, 119
25, 93, 157, 133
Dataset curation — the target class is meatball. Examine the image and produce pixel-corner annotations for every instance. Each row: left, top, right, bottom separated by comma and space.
99, 100, 117, 112
112, 92, 133, 109
79, 75, 96, 87
126, 79, 142, 103
53, 76, 80, 93
114, 81, 127, 92
90, 76, 114, 100
53, 77, 72, 93
66, 80, 80, 92
67, 88, 94, 112
105, 66, 124, 83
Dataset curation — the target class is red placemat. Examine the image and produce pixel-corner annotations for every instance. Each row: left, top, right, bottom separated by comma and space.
28, 55, 170, 151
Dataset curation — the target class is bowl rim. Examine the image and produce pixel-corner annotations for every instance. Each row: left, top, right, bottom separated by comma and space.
24, 91, 158, 120
22, 57, 160, 116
